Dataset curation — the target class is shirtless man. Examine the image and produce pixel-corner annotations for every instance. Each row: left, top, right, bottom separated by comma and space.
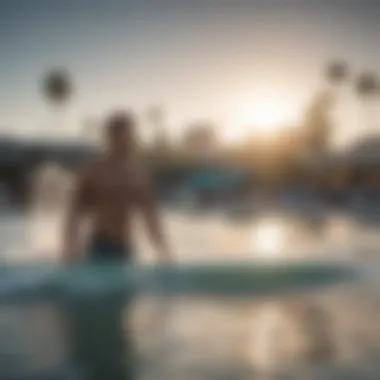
63, 111, 171, 263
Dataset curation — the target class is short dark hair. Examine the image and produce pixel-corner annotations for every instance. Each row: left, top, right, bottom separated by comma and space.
105, 111, 135, 135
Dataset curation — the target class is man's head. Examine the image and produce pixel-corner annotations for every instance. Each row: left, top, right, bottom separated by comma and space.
104, 111, 136, 156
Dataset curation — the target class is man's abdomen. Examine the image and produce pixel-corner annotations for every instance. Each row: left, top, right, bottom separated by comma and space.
86, 233, 133, 261
88, 205, 133, 260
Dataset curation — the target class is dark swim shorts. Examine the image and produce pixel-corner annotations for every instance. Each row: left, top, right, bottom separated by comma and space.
87, 234, 133, 262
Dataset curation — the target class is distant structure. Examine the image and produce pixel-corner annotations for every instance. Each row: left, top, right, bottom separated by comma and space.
0, 136, 96, 204
181, 122, 217, 156
303, 134, 380, 190
347, 136, 380, 163
301, 92, 333, 157
147, 105, 168, 150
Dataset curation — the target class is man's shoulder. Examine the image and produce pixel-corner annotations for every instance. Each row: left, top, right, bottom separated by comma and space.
131, 158, 151, 178
77, 159, 103, 180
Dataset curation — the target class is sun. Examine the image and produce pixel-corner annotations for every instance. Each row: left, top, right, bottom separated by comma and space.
239, 99, 289, 131
227, 93, 298, 141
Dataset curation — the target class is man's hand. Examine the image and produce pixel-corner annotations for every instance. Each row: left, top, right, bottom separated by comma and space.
157, 251, 174, 266
61, 245, 82, 266
61, 165, 90, 266
135, 166, 174, 265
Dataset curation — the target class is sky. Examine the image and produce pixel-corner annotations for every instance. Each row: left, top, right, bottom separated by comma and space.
1, 0, 380, 148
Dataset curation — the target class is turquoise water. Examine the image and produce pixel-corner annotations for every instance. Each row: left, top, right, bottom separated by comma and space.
0, 207, 379, 379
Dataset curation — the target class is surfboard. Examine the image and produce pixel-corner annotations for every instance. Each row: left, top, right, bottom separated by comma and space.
0, 260, 356, 303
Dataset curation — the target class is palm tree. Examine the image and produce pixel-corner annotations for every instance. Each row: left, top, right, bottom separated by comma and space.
302, 91, 334, 156
325, 60, 348, 86
147, 105, 167, 150
355, 72, 379, 95
355, 72, 380, 132
42, 68, 73, 132
311, 60, 349, 155
324, 60, 349, 108
325, 60, 349, 102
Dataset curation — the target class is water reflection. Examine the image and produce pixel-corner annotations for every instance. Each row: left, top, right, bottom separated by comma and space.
247, 298, 335, 375
0, 303, 69, 379
1, 287, 378, 379
131, 286, 380, 379
244, 209, 380, 261
66, 294, 137, 380
248, 303, 282, 374
250, 218, 285, 260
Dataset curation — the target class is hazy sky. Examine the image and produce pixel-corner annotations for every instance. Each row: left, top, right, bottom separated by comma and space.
1, 0, 380, 147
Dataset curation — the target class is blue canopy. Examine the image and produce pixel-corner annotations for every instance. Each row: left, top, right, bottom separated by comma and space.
186, 169, 248, 191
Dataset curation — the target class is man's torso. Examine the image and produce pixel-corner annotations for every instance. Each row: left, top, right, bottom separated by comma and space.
83, 158, 142, 245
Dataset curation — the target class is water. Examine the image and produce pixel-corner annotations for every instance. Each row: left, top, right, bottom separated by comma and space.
0, 191, 380, 378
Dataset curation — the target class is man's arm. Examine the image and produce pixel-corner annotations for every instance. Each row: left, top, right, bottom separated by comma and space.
135, 171, 172, 263
62, 167, 90, 264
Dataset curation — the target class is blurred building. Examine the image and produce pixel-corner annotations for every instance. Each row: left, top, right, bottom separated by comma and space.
181, 122, 218, 157
304, 136, 380, 190
0, 136, 96, 204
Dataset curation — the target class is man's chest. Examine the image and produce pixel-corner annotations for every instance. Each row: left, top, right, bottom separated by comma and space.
92, 169, 136, 200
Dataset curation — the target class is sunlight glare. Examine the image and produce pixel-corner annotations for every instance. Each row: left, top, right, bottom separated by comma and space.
248, 304, 282, 372
250, 219, 285, 260
228, 93, 298, 141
